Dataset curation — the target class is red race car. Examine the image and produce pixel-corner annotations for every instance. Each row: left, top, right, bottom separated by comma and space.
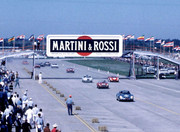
34, 65, 40, 68
97, 80, 109, 89
108, 76, 119, 82
22, 60, 29, 65
66, 68, 75, 73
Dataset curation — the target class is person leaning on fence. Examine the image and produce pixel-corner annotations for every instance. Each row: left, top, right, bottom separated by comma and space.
66, 95, 74, 115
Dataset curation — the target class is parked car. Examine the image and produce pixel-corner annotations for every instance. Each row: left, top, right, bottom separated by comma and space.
97, 80, 109, 89
66, 68, 75, 73
51, 64, 59, 68
108, 76, 119, 82
167, 68, 176, 74
159, 68, 169, 75
82, 75, 93, 83
116, 90, 134, 101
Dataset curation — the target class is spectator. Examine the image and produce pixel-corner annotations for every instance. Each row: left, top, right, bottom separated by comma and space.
9, 82, 13, 92
15, 71, 19, 79
35, 113, 44, 132
51, 123, 61, 132
38, 108, 44, 120
14, 115, 22, 132
34, 41, 37, 51
28, 98, 34, 108
66, 95, 74, 115
37, 41, 40, 50
22, 119, 32, 132
32, 104, 39, 128
43, 123, 50, 132
25, 107, 33, 126
6, 112, 13, 132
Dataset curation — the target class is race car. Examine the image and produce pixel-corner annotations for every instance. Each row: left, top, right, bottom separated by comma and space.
22, 60, 29, 65
108, 76, 119, 82
116, 90, 134, 101
82, 75, 93, 83
97, 80, 109, 89
34, 65, 40, 68
66, 68, 75, 73
51, 64, 59, 68
44, 62, 51, 66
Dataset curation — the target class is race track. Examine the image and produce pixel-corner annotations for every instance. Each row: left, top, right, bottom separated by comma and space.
6, 58, 180, 132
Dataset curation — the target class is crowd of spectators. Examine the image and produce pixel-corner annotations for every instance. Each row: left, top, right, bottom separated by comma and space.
0, 69, 61, 132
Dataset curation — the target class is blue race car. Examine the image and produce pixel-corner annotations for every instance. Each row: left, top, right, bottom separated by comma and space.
116, 90, 134, 101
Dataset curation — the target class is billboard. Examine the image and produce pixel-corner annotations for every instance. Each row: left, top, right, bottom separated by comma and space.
46, 35, 123, 57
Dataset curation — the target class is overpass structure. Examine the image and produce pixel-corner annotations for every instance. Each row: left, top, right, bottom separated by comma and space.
124, 50, 180, 79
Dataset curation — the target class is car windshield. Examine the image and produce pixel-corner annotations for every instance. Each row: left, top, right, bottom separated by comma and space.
84, 75, 91, 78
121, 91, 130, 94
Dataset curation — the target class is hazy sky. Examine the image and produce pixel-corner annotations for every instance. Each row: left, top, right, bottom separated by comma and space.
0, 0, 180, 39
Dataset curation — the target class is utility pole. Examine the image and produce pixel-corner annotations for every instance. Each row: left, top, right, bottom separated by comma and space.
157, 56, 159, 80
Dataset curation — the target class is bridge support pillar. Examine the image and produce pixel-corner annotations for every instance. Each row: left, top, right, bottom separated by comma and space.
129, 52, 136, 80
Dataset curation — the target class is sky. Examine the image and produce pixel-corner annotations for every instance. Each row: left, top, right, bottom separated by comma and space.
0, 0, 180, 39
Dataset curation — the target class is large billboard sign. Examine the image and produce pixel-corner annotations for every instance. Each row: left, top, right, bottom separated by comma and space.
46, 35, 123, 57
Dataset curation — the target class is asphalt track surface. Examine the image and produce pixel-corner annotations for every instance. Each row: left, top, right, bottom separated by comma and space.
6, 58, 180, 132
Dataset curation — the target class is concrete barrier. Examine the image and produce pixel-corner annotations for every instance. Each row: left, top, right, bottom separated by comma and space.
56, 90, 60, 94
92, 118, 99, 123
64, 97, 67, 101
49, 86, 53, 89
43, 81, 47, 84
52, 88, 56, 91
75, 106, 81, 110
60, 94, 64, 97
98, 126, 108, 132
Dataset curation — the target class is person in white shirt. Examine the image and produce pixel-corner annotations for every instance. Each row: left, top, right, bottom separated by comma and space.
25, 107, 33, 127
28, 98, 34, 108
32, 104, 39, 128
39, 72, 42, 84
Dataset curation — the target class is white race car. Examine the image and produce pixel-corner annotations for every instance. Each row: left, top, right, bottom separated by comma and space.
82, 75, 93, 83
51, 64, 59, 68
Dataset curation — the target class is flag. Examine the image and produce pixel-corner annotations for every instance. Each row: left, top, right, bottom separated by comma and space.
161, 41, 165, 45
8, 36, 15, 43
155, 40, 161, 44
37, 34, 44, 41
124, 35, 132, 40
145, 37, 151, 41
173, 46, 179, 50
17, 35, 25, 39
177, 47, 180, 51
130, 35, 135, 39
137, 36, 144, 40
149, 37, 154, 41
29, 34, 35, 41
145, 37, 154, 41
163, 41, 174, 47
0, 38, 3, 43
